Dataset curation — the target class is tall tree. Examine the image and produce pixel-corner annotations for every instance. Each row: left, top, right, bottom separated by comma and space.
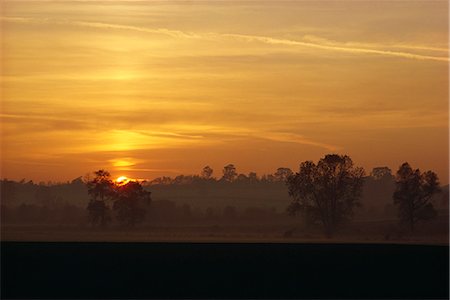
287, 154, 365, 237
86, 170, 114, 227
201, 166, 214, 179
393, 163, 440, 232
222, 164, 237, 182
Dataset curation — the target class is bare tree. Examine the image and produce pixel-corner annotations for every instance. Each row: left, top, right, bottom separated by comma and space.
287, 154, 365, 237
393, 163, 440, 232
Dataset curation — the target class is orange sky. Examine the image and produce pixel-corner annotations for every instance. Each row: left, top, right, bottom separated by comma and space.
1, 0, 449, 183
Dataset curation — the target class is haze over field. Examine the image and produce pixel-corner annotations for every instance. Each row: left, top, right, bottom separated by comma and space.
1, 0, 448, 183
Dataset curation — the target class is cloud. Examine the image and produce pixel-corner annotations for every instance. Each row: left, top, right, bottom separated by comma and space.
2, 16, 448, 62
1, 17, 199, 38
0, 113, 93, 133
261, 132, 340, 151
221, 33, 449, 62
70, 21, 200, 39
192, 128, 341, 151
301, 35, 449, 53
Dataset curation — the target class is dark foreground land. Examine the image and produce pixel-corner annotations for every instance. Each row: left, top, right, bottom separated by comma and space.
1, 242, 449, 299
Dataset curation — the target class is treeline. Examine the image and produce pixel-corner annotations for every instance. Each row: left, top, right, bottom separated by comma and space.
285, 155, 446, 236
0, 199, 285, 226
1, 157, 449, 233
147, 165, 293, 185
0, 177, 87, 207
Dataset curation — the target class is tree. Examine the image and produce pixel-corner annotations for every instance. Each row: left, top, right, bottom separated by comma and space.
236, 174, 248, 182
248, 172, 258, 183
370, 167, 392, 180
274, 167, 293, 182
201, 166, 214, 179
113, 180, 151, 227
222, 164, 237, 182
286, 154, 365, 237
393, 163, 440, 232
261, 174, 275, 183
86, 170, 114, 227
0, 179, 17, 204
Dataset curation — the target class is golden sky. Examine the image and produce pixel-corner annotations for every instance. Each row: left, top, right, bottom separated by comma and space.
1, 0, 449, 183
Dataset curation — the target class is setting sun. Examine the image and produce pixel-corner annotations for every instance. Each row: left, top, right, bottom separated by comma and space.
115, 176, 130, 185
0, 1, 448, 298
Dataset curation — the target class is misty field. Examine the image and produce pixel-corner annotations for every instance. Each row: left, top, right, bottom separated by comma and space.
2, 217, 448, 244
3, 207, 448, 245
2, 242, 448, 299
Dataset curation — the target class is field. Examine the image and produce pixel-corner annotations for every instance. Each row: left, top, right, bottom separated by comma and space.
2, 241, 448, 299
1, 217, 448, 245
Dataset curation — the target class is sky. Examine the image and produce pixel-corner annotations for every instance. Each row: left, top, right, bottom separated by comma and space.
1, 0, 449, 183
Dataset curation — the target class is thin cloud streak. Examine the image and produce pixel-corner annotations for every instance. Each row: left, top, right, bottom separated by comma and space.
262, 132, 340, 152
71, 21, 200, 39
2, 17, 448, 62
1, 17, 199, 38
301, 35, 449, 53
221, 33, 449, 62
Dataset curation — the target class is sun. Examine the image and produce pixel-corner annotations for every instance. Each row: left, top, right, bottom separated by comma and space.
115, 176, 130, 185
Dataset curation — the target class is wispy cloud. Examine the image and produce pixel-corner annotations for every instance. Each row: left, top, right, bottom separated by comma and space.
301, 35, 449, 53
71, 21, 200, 39
221, 33, 449, 62
192, 127, 341, 151
2, 17, 448, 62
261, 132, 340, 151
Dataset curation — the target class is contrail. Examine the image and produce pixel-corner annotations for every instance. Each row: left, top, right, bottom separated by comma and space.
2, 17, 448, 62
71, 21, 200, 39
262, 132, 341, 151
221, 33, 449, 62
0, 17, 199, 39
301, 35, 449, 53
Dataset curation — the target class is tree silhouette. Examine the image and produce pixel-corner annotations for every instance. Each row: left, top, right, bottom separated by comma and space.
370, 167, 392, 180
248, 172, 258, 183
222, 164, 237, 182
113, 180, 151, 227
393, 163, 440, 232
201, 166, 214, 179
86, 170, 114, 227
287, 154, 365, 237
274, 167, 293, 182
0, 179, 17, 204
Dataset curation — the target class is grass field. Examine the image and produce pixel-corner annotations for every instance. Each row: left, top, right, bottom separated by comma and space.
2, 219, 448, 245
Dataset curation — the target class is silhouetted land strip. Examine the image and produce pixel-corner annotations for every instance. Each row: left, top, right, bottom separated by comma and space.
2, 242, 448, 299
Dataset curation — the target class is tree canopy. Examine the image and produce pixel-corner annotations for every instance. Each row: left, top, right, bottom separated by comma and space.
222, 164, 237, 182
113, 181, 151, 227
85, 170, 151, 228
393, 162, 440, 232
201, 166, 214, 179
86, 170, 114, 227
286, 154, 365, 237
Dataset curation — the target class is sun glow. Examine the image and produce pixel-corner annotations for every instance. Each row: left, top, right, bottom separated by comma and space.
115, 176, 130, 185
